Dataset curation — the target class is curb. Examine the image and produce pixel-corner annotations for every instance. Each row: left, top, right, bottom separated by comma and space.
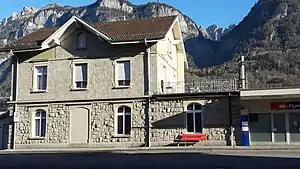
1, 146, 300, 154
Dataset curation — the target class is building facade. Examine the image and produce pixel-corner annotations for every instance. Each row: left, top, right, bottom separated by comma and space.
241, 88, 300, 145
0, 15, 240, 149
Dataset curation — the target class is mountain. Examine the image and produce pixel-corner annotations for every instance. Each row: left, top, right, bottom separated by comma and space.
0, 0, 299, 96
0, 0, 199, 43
186, 0, 300, 89
198, 24, 236, 41
0, 0, 201, 96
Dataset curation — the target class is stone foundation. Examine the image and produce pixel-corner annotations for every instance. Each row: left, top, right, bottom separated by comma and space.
150, 100, 185, 143
203, 128, 228, 141
90, 101, 146, 144
15, 104, 70, 145
12, 97, 238, 149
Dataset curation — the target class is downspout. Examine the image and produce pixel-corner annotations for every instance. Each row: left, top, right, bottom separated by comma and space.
9, 50, 18, 150
144, 39, 151, 148
228, 93, 234, 147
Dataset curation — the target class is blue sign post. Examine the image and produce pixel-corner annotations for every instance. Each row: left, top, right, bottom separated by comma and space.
241, 110, 250, 146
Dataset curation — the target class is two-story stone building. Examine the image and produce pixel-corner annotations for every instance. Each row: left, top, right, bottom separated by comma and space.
0, 15, 240, 149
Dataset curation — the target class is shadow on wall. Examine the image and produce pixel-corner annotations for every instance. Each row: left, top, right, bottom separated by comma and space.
152, 113, 185, 129
0, 151, 299, 169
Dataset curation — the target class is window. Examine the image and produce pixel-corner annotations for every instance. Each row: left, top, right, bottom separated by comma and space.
34, 109, 46, 137
117, 106, 131, 135
186, 103, 202, 133
76, 32, 86, 49
35, 66, 47, 91
74, 63, 87, 89
116, 61, 130, 86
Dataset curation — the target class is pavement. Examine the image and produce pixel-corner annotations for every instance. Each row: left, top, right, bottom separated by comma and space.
0, 148, 300, 169
2, 145, 300, 154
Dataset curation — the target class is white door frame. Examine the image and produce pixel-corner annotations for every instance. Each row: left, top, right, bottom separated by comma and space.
271, 112, 289, 143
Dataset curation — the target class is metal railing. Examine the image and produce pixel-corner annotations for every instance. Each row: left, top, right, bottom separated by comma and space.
245, 77, 300, 90
155, 78, 239, 94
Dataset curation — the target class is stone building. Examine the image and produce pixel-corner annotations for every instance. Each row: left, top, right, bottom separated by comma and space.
0, 97, 10, 149
0, 15, 240, 149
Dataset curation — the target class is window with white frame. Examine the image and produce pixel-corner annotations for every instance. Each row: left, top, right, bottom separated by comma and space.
34, 109, 46, 137
76, 32, 86, 49
74, 63, 87, 89
117, 106, 131, 135
35, 66, 47, 91
186, 103, 202, 133
116, 61, 130, 86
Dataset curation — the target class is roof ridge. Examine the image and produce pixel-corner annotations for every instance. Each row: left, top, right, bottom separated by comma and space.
88, 15, 178, 25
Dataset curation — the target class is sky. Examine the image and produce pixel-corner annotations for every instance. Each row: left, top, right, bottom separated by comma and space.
0, 0, 258, 28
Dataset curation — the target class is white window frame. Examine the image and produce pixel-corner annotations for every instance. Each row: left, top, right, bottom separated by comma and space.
115, 106, 132, 136
186, 103, 203, 133
72, 62, 88, 90
33, 65, 48, 92
32, 109, 47, 138
76, 32, 86, 49
114, 60, 131, 88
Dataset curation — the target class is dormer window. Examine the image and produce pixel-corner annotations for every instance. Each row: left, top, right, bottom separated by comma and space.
76, 32, 86, 49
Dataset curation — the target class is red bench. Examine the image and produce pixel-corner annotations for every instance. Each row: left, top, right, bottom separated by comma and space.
176, 133, 207, 146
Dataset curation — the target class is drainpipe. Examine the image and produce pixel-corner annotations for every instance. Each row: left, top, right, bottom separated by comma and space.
144, 39, 151, 148
228, 93, 234, 147
9, 50, 18, 150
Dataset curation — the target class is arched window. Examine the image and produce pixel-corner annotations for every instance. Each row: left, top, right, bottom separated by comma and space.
117, 106, 131, 135
34, 109, 46, 137
76, 32, 86, 49
186, 103, 202, 133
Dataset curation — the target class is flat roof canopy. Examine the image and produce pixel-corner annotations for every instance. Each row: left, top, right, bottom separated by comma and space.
240, 88, 300, 100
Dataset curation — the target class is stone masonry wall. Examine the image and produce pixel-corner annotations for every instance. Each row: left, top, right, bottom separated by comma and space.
150, 100, 185, 143
13, 97, 236, 148
90, 101, 146, 146
202, 98, 230, 143
15, 104, 70, 146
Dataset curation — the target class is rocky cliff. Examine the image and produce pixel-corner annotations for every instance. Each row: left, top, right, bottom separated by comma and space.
0, 0, 298, 96
0, 0, 199, 43
0, 0, 202, 96
199, 24, 236, 41
187, 0, 300, 88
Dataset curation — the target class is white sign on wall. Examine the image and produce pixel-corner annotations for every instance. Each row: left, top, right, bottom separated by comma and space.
13, 111, 20, 122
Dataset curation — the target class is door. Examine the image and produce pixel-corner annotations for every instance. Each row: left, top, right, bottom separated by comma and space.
2, 124, 9, 149
249, 114, 271, 142
289, 113, 300, 142
273, 114, 286, 142
70, 107, 89, 144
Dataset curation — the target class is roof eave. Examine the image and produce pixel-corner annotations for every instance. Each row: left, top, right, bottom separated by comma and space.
110, 39, 162, 45
0, 47, 43, 53
166, 15, 189, 68
41, 16, 112, 49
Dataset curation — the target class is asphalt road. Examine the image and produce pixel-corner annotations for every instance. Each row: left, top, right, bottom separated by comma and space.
0, 150, 300, 169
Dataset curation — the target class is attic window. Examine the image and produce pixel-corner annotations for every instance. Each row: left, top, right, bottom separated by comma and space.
76, 32, 86, 49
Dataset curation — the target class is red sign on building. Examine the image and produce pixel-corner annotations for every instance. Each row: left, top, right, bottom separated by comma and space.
271, 102, 300, 110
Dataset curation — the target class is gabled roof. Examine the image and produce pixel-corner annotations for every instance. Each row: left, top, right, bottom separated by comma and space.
91, 15, 177, 42
0, 27, 58, 52
0, 15, 178, 52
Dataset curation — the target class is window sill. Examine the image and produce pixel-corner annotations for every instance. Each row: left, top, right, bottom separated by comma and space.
113, 86, 131, 89
28, 137, 46, 140
112, 135, 131, 138
30, 90, 47, 94
70, 88, 88, 91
